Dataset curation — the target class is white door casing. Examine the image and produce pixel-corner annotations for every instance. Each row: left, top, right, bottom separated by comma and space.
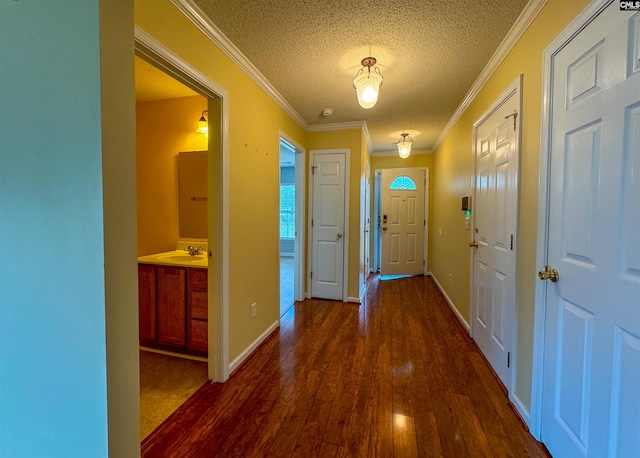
364, 160, 371, 284
534, 2, 640, 456
309, 150, 348, 301
471, 77, 521, 391
380, 168, 426, 276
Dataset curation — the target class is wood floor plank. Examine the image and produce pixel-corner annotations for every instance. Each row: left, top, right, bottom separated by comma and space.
141, 275, 548, 458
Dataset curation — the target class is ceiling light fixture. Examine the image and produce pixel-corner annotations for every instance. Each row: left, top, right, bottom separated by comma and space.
353, 57, 383, 109
395, 133, 413, 159
197, 110, 208, 135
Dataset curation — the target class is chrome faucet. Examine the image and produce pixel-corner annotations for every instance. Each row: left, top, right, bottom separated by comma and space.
184, 245, 204, 256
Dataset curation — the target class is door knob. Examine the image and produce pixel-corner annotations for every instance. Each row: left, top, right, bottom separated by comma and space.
538, 266, 559, 283
469, 241, 478, 248
337, 232, 343, 239
382, 226, 387, 231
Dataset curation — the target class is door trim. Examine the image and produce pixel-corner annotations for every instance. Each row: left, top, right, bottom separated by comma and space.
307, 149, 350, 302
135, 27, 230, 383
470, 74, 522, 413
279, 131, 306, 302
374, 167, 430, 276
531, 0, 611, 440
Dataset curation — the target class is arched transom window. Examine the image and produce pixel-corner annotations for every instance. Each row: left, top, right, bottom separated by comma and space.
390, 175, 417, 190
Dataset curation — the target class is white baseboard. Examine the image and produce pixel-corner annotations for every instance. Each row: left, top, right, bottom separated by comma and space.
347, 296, 361, 303
427, 272, 470, 332
229, 320, 279, 374
510, 391, 532, 430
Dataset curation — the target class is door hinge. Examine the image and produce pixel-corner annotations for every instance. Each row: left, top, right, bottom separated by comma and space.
507, 351, 511, 368
510, 234, 514, 251
311, 219, 314, 227
424, 219, 426, 226
311, 165, 317, 175
310, 271, 313, 279
423, 260, 425, 266
505, 110, 518, 131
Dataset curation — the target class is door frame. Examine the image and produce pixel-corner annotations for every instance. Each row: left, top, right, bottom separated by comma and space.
279, 131, 306, 303
530, 0, 611, 440
135, 27, 230, 382
469, 75, 522, 408
307, 149, 350, 302
374, 167, 430, 275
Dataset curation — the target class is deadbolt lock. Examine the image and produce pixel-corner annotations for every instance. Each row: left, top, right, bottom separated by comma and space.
469, 241, 478, 248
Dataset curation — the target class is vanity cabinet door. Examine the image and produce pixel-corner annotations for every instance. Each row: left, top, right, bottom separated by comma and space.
157, 266, 187, 346
138, 264, 157, 342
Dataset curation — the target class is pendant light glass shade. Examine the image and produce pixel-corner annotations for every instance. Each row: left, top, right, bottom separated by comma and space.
395, 133, 413, 159
353, 57, 383, 109
197, 110, 208, 135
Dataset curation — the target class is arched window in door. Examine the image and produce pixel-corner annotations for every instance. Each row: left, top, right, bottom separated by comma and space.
390, 175, 417, 190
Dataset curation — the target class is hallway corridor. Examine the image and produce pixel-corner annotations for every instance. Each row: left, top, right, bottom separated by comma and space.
141, 275, 548, 457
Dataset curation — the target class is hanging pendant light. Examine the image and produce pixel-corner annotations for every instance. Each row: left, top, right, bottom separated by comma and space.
395, 133, 413, 159
352, 57, 383, 109
197, 110, 208, 135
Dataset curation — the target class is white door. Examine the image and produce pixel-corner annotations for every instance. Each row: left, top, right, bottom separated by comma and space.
380, 169, 425, 276
310, 152, 346, 300
540, 4, 640, 457
471, 81, 520, 389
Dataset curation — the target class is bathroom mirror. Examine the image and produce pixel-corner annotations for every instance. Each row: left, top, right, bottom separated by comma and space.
179, 151, 207, 238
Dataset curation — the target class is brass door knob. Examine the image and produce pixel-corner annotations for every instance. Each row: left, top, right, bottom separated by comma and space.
469, 241, 478, 248
538, 266, 559, 283
337, 232, 343, 239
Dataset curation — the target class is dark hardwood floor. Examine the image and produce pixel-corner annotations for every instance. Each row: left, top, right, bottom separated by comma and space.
141, 275, 549, 457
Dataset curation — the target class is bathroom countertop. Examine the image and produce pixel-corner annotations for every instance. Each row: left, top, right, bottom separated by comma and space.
137, 250, 208, 268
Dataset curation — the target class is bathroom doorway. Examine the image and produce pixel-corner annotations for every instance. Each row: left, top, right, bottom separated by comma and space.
279, 134, 305, 316
134, 31, 230, 439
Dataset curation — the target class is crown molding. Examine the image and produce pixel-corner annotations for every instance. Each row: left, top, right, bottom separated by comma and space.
171, 0, 309, 130
432, 0, 548, 151
307, 120, 366, 132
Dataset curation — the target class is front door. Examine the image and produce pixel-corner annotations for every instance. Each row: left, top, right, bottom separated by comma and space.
310, 151, 346, 300
380, 169, 425, 276
471, 80, 520, 389
540, 3, 640, 457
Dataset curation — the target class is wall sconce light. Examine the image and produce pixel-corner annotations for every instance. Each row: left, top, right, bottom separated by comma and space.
353, 57, 383, 109
197, 110, 208, 135
395, 133, 413, 159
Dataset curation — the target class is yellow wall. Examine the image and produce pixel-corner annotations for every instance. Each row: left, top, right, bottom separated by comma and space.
136, 0, 307, 361
308, 129, 364, 300
136, 95, 208, 256
430, 0, 590, 410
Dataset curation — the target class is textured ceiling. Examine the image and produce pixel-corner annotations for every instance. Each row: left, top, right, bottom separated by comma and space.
135, 56, 198, 102
192, 0, 529, 152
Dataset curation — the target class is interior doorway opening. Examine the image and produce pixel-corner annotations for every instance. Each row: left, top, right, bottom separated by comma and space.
279, 135, 305, 315
134, 28, 230, 441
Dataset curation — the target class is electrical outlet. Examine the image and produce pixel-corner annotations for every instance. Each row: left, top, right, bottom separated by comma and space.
251, 302, 257, 318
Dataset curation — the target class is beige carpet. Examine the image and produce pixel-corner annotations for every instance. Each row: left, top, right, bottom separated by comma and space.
139, 350, 208, 440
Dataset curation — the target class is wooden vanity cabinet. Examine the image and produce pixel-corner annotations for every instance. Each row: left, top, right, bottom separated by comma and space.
138, 264, 208, 355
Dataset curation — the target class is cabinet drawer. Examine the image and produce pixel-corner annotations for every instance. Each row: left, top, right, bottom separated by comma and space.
188, 320, 208, 352
188, 268, 208, 291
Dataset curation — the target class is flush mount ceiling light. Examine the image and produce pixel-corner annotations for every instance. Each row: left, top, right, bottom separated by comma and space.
395, 133, 413, 159
352, 57, 383, 109
197, 110, 208, 135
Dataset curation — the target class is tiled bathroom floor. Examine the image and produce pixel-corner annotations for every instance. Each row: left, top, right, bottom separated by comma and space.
139, 350, 208, 440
